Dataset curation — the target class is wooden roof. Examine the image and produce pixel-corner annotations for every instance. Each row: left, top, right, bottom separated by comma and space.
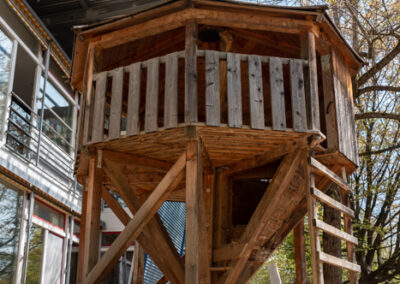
71, 0, 364, 90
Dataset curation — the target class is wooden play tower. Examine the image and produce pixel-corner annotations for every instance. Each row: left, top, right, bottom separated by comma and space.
71, 1, 363, 283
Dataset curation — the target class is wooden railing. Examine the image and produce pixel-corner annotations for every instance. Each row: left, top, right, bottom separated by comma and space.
82, 50, 318, 145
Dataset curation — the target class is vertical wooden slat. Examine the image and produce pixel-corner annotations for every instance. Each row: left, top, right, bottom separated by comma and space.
248, 55, 264, 129
144, 58, 160, 133
290, 59, 307, 132
91, 72, 107, 143
302, 31, 320, 131
185, 20, 198, 123
126, 63, 142, 136
132, 242, 145, 284
83, 49, 94, 145
269, 57, 286, 131
227, 53, 242, 128
205, 50, 220, 126
294, 220, 307, 284
164, 53, 179, 129
109, 68, 124, 139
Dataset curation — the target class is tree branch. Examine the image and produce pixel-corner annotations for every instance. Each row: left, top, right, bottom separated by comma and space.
358, 86, 400, 94
358, 40, 400, 86
355, 112, 400, 121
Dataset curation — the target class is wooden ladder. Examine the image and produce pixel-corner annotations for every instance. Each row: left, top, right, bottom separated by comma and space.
306, 157, 360, 284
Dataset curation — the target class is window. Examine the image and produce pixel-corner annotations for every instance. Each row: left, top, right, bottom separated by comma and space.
37, 77, 74, 153
0, 181, 24, 284
26, 225, 44, 284
34, 200, 65, 229
0, 28, 13, 127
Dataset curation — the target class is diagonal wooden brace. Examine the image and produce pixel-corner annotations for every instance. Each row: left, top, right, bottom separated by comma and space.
87, 152, 186, 284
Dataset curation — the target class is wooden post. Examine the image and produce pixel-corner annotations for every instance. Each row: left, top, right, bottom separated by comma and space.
294, 219, 307, 284
185, 137, 210, 284
184, 19, 198, 123
301, 31, 320, 132
132, 241, 145, 284
77, 154, 102, 283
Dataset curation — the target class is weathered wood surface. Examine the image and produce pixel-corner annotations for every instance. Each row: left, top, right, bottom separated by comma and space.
144, 58, 160, 133
126, 63, 141, 136
205, 51, 220, 126
185, 19, 198, 123
91, 72, 107, 143
270, 57, 286, 131
109, 68, 124, 139
290, 59, 307, 132
248, 55, 264, 129
227, 53, 242, 128
164, 53, 179, 129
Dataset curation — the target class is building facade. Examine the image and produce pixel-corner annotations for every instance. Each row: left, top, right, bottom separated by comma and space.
0, 1, 81, 283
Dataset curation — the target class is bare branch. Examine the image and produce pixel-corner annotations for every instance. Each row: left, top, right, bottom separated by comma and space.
355, 112, 400, 121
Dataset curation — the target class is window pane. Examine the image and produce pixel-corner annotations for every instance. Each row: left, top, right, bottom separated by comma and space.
43, 232, 63, 284
26, 225, 44, 284
0, 29, 13, 128
34, 201, 65, 228
0, 182, 24, 284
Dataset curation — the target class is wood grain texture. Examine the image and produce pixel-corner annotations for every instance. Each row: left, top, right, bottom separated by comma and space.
109, 68, 124, 139
227, 53, 242, 128
205, 50, 220, 126
248, 55, 264, 129
185, 20, 198, 123
126, 63, 141, 136
269, 57, 286, 131
91, 72, 107, 143
289, 59, 307, 132
164, 52, 179, 129
144, 57, 160, 133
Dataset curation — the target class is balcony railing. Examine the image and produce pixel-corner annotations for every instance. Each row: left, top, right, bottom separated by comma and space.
82, 50, 318, 145
6, 92, 80, 198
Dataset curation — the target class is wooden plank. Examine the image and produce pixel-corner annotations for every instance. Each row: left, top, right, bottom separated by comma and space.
290, 59, 307, 132
213, 244, 243, 262
86, 153, 186, 284
301, 31, 320, 131
205, 50, 220, 126
185, 19, 198, 123
314, 219, 358, 245
213, 172, 230, 251
126, 63, 142, 136
83, 48, 94, 145
311, 187, 354, 217
132, 242, 145, 284
102, 187, 131, 225
227, 53, 242, 127
109, 67, 124, 139
248, 55, 264, 129
319, 252, 361, 273
164, 53, 179, 129
103, 161, 185, 284
310, 157, 351, 192
224, 150, 304, 284
145, 57, 160, 132
269, 57, 286, 131
320, 54, 339, 149
185, 140, 210, 284
294, 220, 306, 284
102, 150, 172, 171
225, 137, 309, 174
306, 169, 324, 284
91, 72, 107, 143
76, 181, 88, 283
80, 156, 102, 281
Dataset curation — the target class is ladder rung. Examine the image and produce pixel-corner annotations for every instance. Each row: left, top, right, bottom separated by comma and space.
318, 251, 361, 273
311, 187, 354, 218
310, 157, 351, 193
313, 219, 358, 245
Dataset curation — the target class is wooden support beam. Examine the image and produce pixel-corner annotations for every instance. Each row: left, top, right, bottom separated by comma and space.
76, 182, 88, 284
77, 156, 102, 283
102, 187, 131, 225
294, 220, 307, 284
224, 137, 309, 174
86, 153, 186, 283
103, 160, 185, 284
102, 150, 173, 171
185, 140, 210, 284
213, 171, 230, 249
224, 149, 304, 284
132, 242, 145, 284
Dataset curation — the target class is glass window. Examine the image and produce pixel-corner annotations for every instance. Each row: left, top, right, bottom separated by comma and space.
0, 182, 24, 284
43, 232, 63, 284
0, 29, 13, 127
26, 225, 44, 284
37, 77, 73, 153
34, 200, 65, 229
